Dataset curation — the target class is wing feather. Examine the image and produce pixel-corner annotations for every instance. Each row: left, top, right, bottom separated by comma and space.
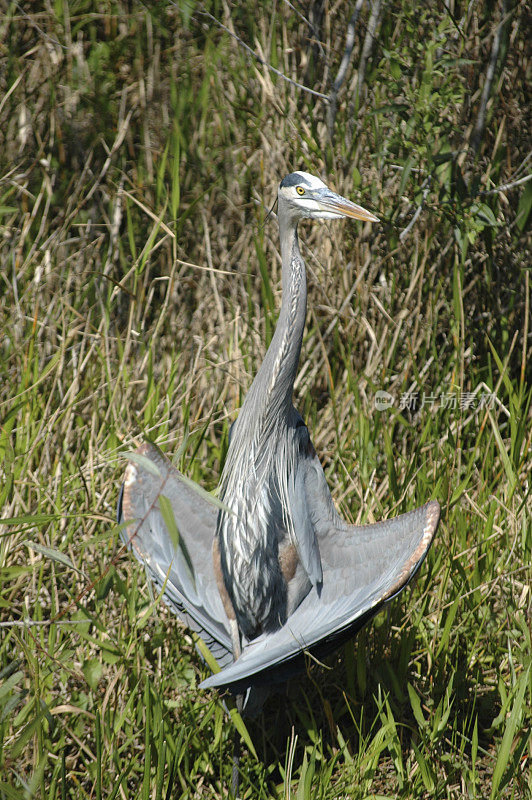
119, 442, 233, 667
200, 497, 439, 690
118, 442, 439, 693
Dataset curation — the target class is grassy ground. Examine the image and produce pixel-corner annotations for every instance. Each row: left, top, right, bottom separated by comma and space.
0, 1, 530, 797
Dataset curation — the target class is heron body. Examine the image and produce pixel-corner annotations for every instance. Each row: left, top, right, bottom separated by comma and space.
215, 172, 382, 649
119, 170, 440, 705
215, 207, 315, 641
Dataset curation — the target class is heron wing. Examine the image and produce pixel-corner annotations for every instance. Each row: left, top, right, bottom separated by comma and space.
289, 462, 323, 587
280, 418, 324, 590
118, 441, 233, 667
200, 475, 439, 691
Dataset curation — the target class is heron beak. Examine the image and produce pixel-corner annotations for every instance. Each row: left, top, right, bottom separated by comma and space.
316, 189, 379, 222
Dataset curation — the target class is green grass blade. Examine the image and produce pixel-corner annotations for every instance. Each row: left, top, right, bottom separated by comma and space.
490, 665, 531, 800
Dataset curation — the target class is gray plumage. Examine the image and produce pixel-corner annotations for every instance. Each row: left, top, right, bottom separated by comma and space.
119, 171, 439, 702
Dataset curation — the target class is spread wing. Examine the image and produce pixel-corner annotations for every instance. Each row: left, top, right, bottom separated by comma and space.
118, 441, 233, 668
119, 441, 439, 693
200, 451, 439, 691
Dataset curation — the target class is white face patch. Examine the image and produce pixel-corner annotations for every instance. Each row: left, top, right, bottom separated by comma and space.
278, 172, 340, 218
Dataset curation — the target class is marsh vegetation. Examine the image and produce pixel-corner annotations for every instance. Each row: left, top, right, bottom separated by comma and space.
0, 1, 530, 797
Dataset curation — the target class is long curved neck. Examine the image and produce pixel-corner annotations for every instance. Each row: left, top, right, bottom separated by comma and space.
237, 211, 307, 433
272, 214, 307, 403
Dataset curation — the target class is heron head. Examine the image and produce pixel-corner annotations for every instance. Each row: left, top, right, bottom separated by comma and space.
278, 171, 378, 223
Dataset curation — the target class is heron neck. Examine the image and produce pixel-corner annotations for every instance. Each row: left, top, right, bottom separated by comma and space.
250, 215, 307, 418
220, 214, 306, 483
231, 217, 306, 436
278, 216, 307, 373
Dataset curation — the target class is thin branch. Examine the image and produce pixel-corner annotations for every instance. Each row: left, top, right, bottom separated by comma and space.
438, 0, 467, 42
13, 1, 68, 50
399, 177, 432, 242
327, 0, 365, 138
197, 9, 329, 101
481, 172, 532, 195
282, 0, 326, 61
332, 0, 366, 95
471, 0, 508, 153
356, 0, 382, 102
0, 619, 88, 628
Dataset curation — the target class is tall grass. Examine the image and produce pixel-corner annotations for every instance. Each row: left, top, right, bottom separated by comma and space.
0, 2, 530, 797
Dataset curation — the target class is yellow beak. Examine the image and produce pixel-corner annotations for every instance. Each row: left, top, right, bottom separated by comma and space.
316, 189, 379, 222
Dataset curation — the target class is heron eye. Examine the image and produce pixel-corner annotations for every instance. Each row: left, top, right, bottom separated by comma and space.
296, 186, 305, 195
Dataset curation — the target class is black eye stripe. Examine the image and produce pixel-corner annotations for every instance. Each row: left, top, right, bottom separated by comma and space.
280, 173, 312, 189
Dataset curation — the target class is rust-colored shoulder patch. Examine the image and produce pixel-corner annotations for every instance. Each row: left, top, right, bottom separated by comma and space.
121, 462, 140, 547
279, 543, 299, 583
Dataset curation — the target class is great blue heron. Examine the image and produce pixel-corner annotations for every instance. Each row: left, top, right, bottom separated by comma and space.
118, 171, 439, 709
